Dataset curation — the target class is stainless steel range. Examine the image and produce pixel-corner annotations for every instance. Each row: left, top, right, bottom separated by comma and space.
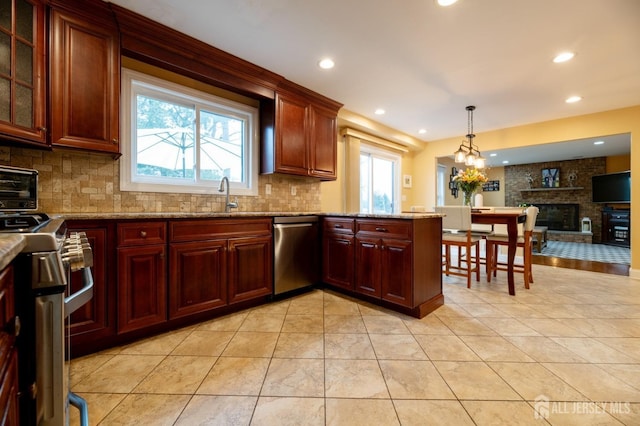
0, 165, 93, 426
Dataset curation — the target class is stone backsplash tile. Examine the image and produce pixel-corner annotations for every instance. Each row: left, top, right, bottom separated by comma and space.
1, 147, 322, 214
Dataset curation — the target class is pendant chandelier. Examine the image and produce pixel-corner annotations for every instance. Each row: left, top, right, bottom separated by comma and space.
453, 105, 485, 169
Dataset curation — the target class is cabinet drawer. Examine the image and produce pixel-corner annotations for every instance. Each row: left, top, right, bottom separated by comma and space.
170, 218, 272, 242
323, 217, 355, 234
356, 219, 411, 239
118, 222, 167, 246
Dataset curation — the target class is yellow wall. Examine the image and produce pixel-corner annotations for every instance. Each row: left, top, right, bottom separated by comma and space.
320, 130, 415, 213
606, 154, 631, 173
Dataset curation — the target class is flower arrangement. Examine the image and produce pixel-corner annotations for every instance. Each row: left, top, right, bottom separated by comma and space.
453, 168, 488, 206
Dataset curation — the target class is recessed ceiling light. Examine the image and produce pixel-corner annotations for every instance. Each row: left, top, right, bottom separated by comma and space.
489, 153, 497, 157
594, 140, 605, 145
437, 0, 458, 6
502, 160, 509, 164
318, 58, 335, 69
374, 108, 385, 115
553, 52, 575, 63
418, 129, 427, 134
565, 96, 582, 103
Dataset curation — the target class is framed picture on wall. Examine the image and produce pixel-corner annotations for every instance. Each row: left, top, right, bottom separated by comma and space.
541, 168, 560, 188
482, 180, 500, 191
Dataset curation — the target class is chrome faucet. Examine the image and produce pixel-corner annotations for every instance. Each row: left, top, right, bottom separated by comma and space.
218, 176, 238, 213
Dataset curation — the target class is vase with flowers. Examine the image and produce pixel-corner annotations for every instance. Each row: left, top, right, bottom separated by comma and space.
453, 168, 488, 207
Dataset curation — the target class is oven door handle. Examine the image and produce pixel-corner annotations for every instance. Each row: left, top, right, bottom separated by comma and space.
64, 267, 94, 318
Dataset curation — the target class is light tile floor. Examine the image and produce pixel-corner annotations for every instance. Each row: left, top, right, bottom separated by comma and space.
70, 264, 640, 425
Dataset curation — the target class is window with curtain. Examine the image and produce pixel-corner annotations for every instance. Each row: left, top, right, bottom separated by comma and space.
359, 145, 401, 214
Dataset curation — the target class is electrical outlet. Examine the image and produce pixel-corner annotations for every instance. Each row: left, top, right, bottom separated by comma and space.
290, 186, 297, 196
265, 183, 271, 195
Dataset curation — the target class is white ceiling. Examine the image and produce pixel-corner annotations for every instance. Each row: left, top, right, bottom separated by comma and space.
107, 0, 639, 165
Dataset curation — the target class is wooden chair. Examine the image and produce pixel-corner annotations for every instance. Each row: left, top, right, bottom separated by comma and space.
435, 206, 483, 288
485, 206, 539, 288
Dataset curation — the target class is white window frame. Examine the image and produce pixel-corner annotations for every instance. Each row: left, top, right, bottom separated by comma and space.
359, 143, 402, 214
437, 164, 446, 206
120, 68, 259, 196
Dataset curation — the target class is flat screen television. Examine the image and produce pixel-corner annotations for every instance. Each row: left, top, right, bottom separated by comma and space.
591, 171, 631, 203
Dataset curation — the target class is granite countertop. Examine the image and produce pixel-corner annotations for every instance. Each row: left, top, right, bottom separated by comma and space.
0, 234, 26, 271
0, 212, 442, 269
57, 211, 443, 220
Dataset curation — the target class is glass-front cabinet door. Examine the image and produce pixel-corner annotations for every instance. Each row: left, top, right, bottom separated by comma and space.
0, 0, 47, 145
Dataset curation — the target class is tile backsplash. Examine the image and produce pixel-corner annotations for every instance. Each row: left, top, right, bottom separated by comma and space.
0, 146, 321, 213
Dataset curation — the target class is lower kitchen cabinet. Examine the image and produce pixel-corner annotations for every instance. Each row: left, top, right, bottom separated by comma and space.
66, 221, 116, 354
355, 220, 412, 305
379, 239, 413, 307
322, 217, 355, 290
169, 239, 227, 320
0, 265, 19, 425
323, 216, 443, 318
169, 218, 273, 316
354, 235, 382, 297
117, 222, 167, 334
228, 235, 273, 304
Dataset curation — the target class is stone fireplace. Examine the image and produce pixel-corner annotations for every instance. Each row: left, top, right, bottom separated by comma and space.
535, 204, 580, 231
505, 157, 606, 243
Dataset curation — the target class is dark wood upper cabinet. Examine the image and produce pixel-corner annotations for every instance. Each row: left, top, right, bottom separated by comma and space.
309, 105, 338, 179
49, 1, 120, 154
0, 0, 47, 146
263, 82, 341, 180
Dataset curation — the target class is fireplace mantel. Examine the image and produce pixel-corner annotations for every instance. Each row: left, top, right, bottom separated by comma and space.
520, 187, 584, 192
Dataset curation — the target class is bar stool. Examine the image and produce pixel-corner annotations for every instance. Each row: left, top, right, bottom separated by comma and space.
486, 206, 539, 288
435, 206, 483, 288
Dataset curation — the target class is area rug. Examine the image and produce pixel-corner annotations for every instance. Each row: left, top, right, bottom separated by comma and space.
534, 240, 630, 265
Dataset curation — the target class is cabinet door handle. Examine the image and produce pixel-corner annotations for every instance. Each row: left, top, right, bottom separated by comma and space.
39, 127, 47, 132
375, 227, 388, 232
334, 224, 343, 228
112, 138, 118, 144
140, 230, 147, 238
11, 316, 20, 337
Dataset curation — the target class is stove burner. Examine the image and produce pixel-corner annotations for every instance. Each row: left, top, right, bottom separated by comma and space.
0, 213, 50, 232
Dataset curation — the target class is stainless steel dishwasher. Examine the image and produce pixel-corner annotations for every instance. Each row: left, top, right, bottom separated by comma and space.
273, 216, 319, 295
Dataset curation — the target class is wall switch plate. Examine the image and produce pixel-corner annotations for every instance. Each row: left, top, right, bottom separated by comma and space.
291, 186, 297, 196
265, 183, 271, 195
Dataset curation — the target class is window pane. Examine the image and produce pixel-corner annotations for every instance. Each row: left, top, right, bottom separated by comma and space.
135, 94, 196, 178
200, 109, 244, 182
372, 157, 394, 214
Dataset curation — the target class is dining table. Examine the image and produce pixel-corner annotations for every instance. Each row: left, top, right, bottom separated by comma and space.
471, 210, 527, 295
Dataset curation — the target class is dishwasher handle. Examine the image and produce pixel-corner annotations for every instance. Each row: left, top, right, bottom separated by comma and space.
274, 223, 314, 229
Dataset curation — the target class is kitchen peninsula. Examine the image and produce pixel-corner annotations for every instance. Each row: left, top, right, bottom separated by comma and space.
26, 212, 444, 356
